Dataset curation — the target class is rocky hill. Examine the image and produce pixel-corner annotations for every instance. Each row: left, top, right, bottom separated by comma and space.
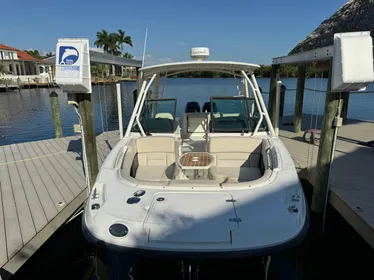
290, 0, 374, 54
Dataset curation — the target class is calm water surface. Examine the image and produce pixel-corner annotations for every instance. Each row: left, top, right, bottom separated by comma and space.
1, 78, 374, 145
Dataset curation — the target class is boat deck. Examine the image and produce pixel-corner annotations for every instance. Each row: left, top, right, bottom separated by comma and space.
279, 114, 374, 248
0, 130, 120, 275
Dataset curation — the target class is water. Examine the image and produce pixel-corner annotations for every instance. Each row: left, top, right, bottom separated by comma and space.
1, 78, 374, 146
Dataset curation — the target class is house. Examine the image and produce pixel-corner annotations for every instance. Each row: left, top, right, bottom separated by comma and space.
0, 44, 51, 75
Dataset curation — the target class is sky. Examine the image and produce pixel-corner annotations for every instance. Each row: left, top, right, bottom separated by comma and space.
1, 0, 348, 65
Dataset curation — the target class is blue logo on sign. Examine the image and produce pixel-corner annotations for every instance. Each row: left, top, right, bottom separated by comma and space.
59, 46, 79, 65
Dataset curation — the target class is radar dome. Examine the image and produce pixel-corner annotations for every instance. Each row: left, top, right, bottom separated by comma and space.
190, 47, 210, 61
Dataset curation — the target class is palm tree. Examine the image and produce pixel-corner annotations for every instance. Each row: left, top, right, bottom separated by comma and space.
115, 29, 133, 54
95, 29, 113, 53
123, 52, 133, 59
44, 52, 54, 58
108, 33, 120, 55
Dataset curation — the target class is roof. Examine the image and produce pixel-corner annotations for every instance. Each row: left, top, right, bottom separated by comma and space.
290, 0, 374, 55
139, 61, 260, 77
0, 43, 45, 62
0, 44, 18, 51
16, 50, 39, 61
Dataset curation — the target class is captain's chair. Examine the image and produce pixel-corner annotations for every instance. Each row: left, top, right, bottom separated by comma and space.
181, 112, 209, 141
202, 102, 217, 113
185, 101, 200, 113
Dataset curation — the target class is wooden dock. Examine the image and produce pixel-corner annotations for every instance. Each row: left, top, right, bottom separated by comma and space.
0, 130, 120, 276
279, 114, 374, 248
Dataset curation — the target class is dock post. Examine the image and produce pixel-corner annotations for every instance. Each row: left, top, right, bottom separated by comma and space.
274, 79, 281, 136
116, 83, 123, 138
279, 85, 286, 118
76, 94, 99, 188
294, 64, 307, 133
268, 64, 280, 127
313, 60, 343, 214
49, 92, 63, 138
341, 91, 350, 123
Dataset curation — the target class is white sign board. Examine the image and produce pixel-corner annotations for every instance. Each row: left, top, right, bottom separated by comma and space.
332, 32, 374, 92
55, 38, 92, 93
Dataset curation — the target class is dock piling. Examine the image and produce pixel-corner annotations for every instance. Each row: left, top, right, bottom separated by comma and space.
313, 60, 343, 214
268, 64, 280, 127
76, 94, 99, 188
341, 91, 350, 123
49, 92, 63, 138
294, 64, 307, 133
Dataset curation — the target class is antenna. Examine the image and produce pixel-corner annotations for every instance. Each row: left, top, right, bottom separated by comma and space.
142, 28, 148, 67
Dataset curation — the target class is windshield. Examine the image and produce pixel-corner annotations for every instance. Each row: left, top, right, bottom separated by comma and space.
132, 98, 178, 133
210, 96, 267, 133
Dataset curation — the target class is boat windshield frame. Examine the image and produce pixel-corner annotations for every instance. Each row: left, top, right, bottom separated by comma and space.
124, 61, 276, 138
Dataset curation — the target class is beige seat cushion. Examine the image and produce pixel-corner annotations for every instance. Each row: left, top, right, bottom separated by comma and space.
208, 137, 264, 183
210, 166, 262, 183
209, 137, 262, 154
134, 136, 179, 181
136, 137, 176, 154
135, 165, 175, 181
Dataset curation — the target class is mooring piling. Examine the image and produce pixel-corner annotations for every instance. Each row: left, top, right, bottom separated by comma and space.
313, 60, 343, 214
268, 64, 280, 127
76, 94, 99, 188
49, 91, 63, 138
294, 64, 307, 133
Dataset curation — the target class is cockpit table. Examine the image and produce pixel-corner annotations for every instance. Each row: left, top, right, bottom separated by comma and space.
176, 152, 214, 180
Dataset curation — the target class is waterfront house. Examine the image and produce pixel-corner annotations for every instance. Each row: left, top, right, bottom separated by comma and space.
0, 44, 51, 76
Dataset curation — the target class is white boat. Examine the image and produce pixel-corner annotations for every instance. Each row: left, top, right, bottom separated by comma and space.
82, 52, 308, 259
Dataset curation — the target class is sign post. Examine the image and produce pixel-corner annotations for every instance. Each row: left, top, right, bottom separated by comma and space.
55, 38, 98, 188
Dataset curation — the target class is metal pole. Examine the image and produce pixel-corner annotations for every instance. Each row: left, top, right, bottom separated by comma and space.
274, 79, 281, 137
142, 28, 148, 68
116, 83, 123, 138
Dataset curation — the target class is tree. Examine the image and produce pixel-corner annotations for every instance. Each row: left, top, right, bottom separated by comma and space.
25, 50, 42, 59
95, 29, 115, 54
115, 29, 133, 54
123, 52, 133, 59
95, 29, 132, 56
91, 64, 108, 78
43, 52, 54, 58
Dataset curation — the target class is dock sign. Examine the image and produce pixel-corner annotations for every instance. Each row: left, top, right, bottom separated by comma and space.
55, 38, 92, 93
59, 46, 79, 66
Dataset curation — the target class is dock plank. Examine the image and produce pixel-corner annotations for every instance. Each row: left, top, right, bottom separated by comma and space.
28, 142, 74, 203
10, 144, 47, 232
0, 148, 9, 266
16, 143, 57, 222
3, 145, 36, 245
0, 146, 23, 260
35, 141, 81, 196
0, 131, 120, 273
280, 114, 374, 249
22, 142, 66, 208
52, 138, 87, 177
45, 139, 85, 180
